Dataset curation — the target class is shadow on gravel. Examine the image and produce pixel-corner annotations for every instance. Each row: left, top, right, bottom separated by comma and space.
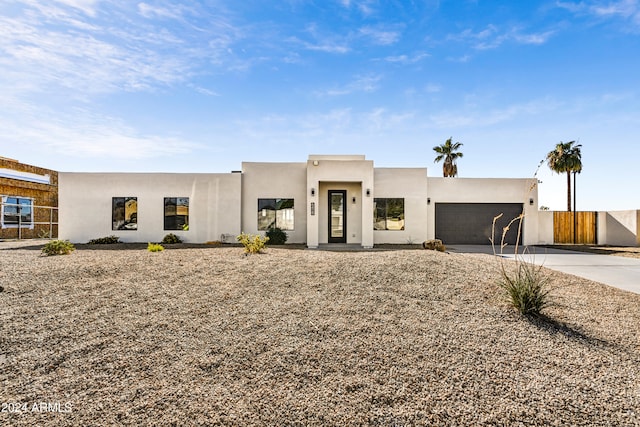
73, 243, 242, 251
0, 244, 45, 251
0, 242, 242, 251
538, 244, 640, 258
527, 314, 611, 348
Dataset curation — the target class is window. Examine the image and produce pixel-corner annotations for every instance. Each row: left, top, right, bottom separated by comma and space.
1, 196, 33, 228
374, 198, 405, 231
164, 197, 189, 230
112, 197, 137, 230
258, 198, 294, 231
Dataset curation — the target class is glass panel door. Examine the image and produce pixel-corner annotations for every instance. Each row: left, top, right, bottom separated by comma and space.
328, 190, 347, 243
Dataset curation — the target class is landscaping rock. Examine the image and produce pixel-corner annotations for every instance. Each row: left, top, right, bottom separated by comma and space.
423, 239, 446, 251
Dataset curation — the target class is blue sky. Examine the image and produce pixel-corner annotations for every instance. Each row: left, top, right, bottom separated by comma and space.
1, 0, 639, 211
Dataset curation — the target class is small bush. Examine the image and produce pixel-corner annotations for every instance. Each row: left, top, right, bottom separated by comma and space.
237, 232, 269, 254
265, 227, 288, 245
88, 235, 120, 244
161, 233, 182, 244
147, 243, 164, 252
491, 212, 551, 317
499, 260, 550, 316
42, 240, 75, 256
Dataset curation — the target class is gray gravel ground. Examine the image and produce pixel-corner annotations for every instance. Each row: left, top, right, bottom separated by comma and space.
0, 243, 639, 426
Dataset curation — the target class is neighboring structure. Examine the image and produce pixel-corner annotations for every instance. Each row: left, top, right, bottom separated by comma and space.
0, 157, 58, 240
59, 154, 540, 247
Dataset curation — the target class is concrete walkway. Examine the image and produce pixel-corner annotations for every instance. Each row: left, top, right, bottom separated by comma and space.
448, 245, 640, 295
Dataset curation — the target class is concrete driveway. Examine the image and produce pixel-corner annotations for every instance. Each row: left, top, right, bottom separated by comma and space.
447, 245, 640, 295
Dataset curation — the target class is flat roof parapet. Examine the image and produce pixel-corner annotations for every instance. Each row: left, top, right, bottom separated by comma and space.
308, 154, 366, 161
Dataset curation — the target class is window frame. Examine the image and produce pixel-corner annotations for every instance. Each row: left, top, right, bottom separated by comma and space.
1, 196, 34, 229
112, 197, 138, 231
164, 197, 189, 231
373, 198, 405, 231
257, 198, 295, 231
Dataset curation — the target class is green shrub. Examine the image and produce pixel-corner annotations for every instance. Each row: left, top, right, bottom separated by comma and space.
265, 227, 287, 245
237, 232, 269, 254
491, 213, 550, 317
88, 235, 120, 244
147, 243, 164, 252
498, 260, 550, 316
161, 233, 182, 244
42, 240, 75, 256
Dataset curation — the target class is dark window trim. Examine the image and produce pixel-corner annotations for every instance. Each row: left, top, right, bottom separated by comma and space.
257, 198, 295, 231
164, 197, 189, 231
374, 198, 405, 231
112, 197, 138, 231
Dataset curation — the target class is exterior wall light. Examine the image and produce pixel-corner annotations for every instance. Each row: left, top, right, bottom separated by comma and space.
366, 189, 371, 197
529, 198, 534, 205
311, 188, 315, 197
427, 198, 431, 205
352, 196, 356, 204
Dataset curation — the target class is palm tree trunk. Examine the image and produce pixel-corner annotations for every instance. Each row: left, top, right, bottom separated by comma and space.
566, 171, 572, 212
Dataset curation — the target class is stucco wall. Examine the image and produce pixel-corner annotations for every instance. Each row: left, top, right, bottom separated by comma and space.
306, 157, 374, 247
373, 168, 428, 244
59, 172, 241, 243
426, 178, 539, 246
598, 210, 639, 246
241, 162, 307, 244
536, 211, 554, 244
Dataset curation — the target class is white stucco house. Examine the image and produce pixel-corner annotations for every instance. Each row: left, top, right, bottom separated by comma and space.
59, 154, 540, 247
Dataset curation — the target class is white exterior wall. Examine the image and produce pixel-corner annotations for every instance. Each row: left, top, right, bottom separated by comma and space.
426, 178, 539, 246
306, 155, 374, 248
373, 168, 429, 244
537, 211, 555, 244
240, 162, 307, 244
59, 172, 241, 243
598, 210, 640, 246
58, 155, 549, 248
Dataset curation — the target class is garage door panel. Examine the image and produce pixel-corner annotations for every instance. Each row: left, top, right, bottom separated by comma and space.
435, 203, 523, 245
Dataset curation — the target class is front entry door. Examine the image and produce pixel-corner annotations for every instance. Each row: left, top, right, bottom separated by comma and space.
328, 190, 347, 243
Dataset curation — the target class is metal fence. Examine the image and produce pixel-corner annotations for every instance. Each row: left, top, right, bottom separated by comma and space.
0, 200, 58, 240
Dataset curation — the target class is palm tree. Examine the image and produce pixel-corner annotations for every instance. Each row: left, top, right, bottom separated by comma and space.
433, 137, 463, 177
546, 141, 582, 211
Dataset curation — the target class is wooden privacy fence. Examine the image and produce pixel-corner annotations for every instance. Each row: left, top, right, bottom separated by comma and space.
554, 211, 597, 244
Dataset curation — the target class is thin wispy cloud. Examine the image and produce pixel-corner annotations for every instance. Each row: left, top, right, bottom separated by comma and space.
381, 52, 429, 64
48, 0, 99, 17
0, 1, 249, 96
138, 2, 184, 20
295, 23, 351, 53
557, 0, 640, 26
425, 83, 442, 93
428, 97, 563, 128
338, 0, 377, 16
358, 26, 401, 45
316, 74, 382, 96
448, 25, 555, 50
0, 101, 200, 160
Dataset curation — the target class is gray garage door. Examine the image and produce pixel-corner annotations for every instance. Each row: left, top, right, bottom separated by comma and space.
435, 203, 524, 245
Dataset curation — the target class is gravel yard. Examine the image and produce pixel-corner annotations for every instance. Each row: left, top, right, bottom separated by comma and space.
1, 243, 639, 426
